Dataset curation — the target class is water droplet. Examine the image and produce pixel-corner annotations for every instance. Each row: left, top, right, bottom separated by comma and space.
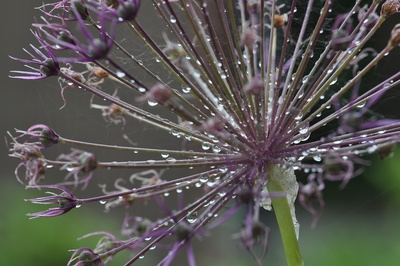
186, 212, 198, 223
313, 155, 322, 162
367, 145, 378, 153
169, 15, 176, 23
383, 82, 391, 89
218, 167, 228, 173
99, 200, 107, 205
146, 160, 155, 165
166, 157, 176, 164
218, 191, 226, 197
182, 86, 191, 93
170, 129, 180, 137
202, 142, 211, 150
161, 153, 169, 158
147, 100, 158, 106
356, 102, 366, 108
212, 145, 221, 153
116, 70, 125, 78
199, 175, 208, 183
294, 111, 303, 121
330, 77, 338, 85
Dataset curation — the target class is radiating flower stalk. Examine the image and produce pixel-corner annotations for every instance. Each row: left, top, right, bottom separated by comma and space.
8, 0, 400, 265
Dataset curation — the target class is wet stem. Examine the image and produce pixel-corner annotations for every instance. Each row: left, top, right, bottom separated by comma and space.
267, 180, 304, 266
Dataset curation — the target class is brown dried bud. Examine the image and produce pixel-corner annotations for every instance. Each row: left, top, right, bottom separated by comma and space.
273, 14, 287, 28
381, 0, 400, 18
138, 83, 173, 104
389, 24, 400, 47
377, 143, 396, 159
62, 68, 85, 83
91, 66, 109, 78
243, 77, 264, 95
240, 26, 259, 48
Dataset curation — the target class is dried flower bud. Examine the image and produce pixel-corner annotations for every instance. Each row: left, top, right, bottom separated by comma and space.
38, 126, 60, 147
240, 26, 259, 48
341, 112, 363, 132
95, 236, 119, 253
57, 31, 76, 45
237, 186, 253, 204
240, 220, 269, 258
389, 23, 400, 47
91, 66, 109, 78
138, 83, 173, 104
14, 124, 59, 149
63, 68, 86, 83
117, 0, 140, 21
25, 186, 79, 218
70, 0, 90, 21
381, 0, 400, 18
78, 152, 98, 173
135, 218, 151, 235
200, 117, 225, 133
247, 1, 261, 14
377, 143, 396, 159
68, 248, 102, 266
39, 58, 59, 77
175, 222, 193, 241
273, 14, 286, 28
88, 38, 111, 60
243, 77, 264, 95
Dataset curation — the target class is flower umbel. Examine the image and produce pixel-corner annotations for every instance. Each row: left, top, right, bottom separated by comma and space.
8, 0, 400, 265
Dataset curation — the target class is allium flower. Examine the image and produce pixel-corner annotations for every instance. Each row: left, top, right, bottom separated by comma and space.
25, 185, 79, 218
9, 31, 60, 80
8, 0, 400, 265
67, 247, 103, 266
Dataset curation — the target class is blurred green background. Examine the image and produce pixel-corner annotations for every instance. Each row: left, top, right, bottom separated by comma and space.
1, 1, 400, 265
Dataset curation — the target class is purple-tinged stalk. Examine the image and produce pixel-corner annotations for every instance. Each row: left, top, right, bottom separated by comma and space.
8, 0, 400, 265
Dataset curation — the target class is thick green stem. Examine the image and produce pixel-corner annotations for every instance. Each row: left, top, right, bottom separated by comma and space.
267, 180, 304, 266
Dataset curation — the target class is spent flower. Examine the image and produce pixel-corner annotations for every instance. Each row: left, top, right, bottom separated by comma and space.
25, 185, 79, 218
8, 0, 400, 265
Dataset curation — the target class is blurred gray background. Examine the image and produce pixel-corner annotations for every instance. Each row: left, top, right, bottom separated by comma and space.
1, 1, 400, 265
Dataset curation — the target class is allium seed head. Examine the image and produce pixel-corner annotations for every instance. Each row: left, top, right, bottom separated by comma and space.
8, 0, 400, 265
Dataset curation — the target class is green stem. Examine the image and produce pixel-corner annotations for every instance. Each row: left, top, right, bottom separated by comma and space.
267, 180, 304, 266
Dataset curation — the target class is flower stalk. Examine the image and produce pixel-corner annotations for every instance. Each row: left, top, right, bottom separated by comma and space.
267, 176, 303, 266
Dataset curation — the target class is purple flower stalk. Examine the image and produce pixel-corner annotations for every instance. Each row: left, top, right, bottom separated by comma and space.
8, 0, 400, 265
